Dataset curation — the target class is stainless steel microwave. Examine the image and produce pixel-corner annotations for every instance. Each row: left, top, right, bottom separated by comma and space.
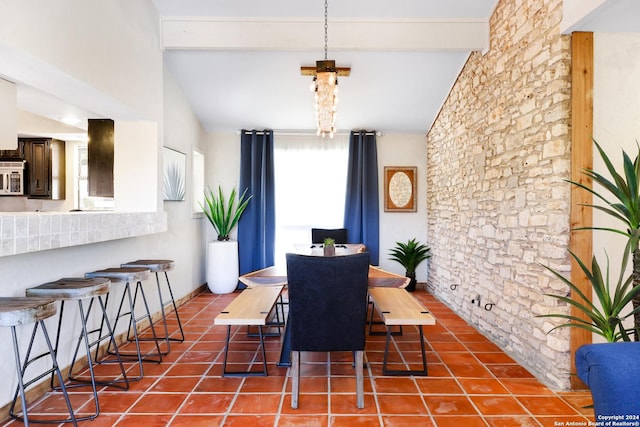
0, 160, 25, 195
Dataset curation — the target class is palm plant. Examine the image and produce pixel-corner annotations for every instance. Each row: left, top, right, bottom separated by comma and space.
389, 238, 431, 292
540, 251, 640, 342
200, 186, 251, 241
570, 140, 640, 339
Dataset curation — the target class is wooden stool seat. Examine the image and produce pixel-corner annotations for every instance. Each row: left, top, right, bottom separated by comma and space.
86, 267, 150, 282
121, 259, 174, 272
26, 277, 111, 300
0, 297, 56, 326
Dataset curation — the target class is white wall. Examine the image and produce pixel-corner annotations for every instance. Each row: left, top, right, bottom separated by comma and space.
0, 0, 209, 412
593, 33, 640, 153
205, 131, 429, 280
377, 134, 429, 281
592, 33, 640, 336
561, 0, 607, 32
162, 67, 208, 288
0, 1, 162, 122
0, 78, 16, 149
114, 121, 160, 212
0, 0, 163, 212
203, 132, 242, 242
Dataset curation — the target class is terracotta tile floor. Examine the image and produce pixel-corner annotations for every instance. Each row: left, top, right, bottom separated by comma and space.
2, 289, 595, 426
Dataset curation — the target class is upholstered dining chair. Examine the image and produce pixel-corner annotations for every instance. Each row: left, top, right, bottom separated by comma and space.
311, 227, 348, 244
286, 252, 370, 409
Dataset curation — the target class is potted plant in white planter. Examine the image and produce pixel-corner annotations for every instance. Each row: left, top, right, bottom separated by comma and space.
389, 238, 431, 292
201, 186, 251, 294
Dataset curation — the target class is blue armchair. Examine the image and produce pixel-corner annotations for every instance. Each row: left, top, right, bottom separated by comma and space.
575, 342, 640, 417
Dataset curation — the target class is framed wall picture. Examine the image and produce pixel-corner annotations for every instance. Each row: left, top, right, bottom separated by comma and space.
163, 147, 186, 201
384, 166, 417, 212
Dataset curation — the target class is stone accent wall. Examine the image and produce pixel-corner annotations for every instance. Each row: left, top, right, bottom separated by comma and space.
426, 0, 573, 389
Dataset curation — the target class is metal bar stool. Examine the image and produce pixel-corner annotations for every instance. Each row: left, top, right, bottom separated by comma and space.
25, 278, 129, 421
85, 267, 160, 381
0, 297, 78, 426
120, 260, 185, 354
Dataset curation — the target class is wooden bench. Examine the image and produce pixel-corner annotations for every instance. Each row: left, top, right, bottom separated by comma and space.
214, 285, 284, 376
368, 287, 435, 376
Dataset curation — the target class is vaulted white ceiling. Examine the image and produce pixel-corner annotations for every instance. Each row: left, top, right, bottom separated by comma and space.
154, 0, 498, 134
10, 0, 640, 141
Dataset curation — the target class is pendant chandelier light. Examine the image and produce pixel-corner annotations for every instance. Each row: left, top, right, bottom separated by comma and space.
301, 0, 350, 138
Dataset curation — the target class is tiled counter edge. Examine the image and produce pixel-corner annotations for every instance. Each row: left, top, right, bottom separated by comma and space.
0, 211, 168, 257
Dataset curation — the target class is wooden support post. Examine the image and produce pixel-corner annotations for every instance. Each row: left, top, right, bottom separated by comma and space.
569, 31, 593, 390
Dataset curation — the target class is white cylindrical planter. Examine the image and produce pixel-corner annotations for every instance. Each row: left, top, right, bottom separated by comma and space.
206, 240, 239, 294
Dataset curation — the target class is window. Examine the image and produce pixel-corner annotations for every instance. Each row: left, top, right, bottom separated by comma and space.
273, 134, 349, 266
192, 148, 205, 216
75, 144, 114, 210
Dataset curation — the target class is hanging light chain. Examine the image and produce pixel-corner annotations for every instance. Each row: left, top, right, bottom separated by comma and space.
324, 0, 329, 60
312, 0, 338, 138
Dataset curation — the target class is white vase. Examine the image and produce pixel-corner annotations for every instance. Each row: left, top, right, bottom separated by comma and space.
206, 240, 239, 294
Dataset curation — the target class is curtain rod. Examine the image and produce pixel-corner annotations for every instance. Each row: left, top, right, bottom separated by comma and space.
237, 129, 382, 137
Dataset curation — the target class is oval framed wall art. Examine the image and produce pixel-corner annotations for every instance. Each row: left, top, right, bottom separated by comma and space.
384, 166, 417, 212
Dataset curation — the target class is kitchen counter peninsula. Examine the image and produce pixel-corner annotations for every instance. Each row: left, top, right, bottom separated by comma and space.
0, 211, 166, 257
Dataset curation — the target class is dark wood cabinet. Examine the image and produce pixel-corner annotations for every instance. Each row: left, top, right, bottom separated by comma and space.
0, 145, 24, 159
20, 138, 65, 200
87, 119, 114, 197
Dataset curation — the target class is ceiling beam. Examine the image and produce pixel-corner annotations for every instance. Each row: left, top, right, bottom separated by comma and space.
160, 18, 489, 52
561, 0, 640, 33
0, 45, 141, 122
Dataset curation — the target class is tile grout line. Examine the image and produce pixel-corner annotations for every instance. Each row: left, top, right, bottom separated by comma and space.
157, 293, 226, 424
436, 298, 552, 424
272, 367, 289, 427
440, 302, 529, 423
4, 290, 595, 425
366, 352, 387, 427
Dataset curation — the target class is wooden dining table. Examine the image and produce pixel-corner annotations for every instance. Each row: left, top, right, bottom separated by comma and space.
240, 264, 410, 289
238, 250, 410, 367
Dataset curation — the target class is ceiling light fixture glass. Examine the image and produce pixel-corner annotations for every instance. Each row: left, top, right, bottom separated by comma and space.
301, 0, 350, 138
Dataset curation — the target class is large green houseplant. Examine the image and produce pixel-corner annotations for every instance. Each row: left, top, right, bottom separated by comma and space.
569, 141, 640, 339
201, 186, 251, 241
200, 186, 251, 293
539, 141, 640, 417
389, 238, 431, 292
540, 251, 640, 342
540, 141, 640, 417
541, 140, 640, 340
